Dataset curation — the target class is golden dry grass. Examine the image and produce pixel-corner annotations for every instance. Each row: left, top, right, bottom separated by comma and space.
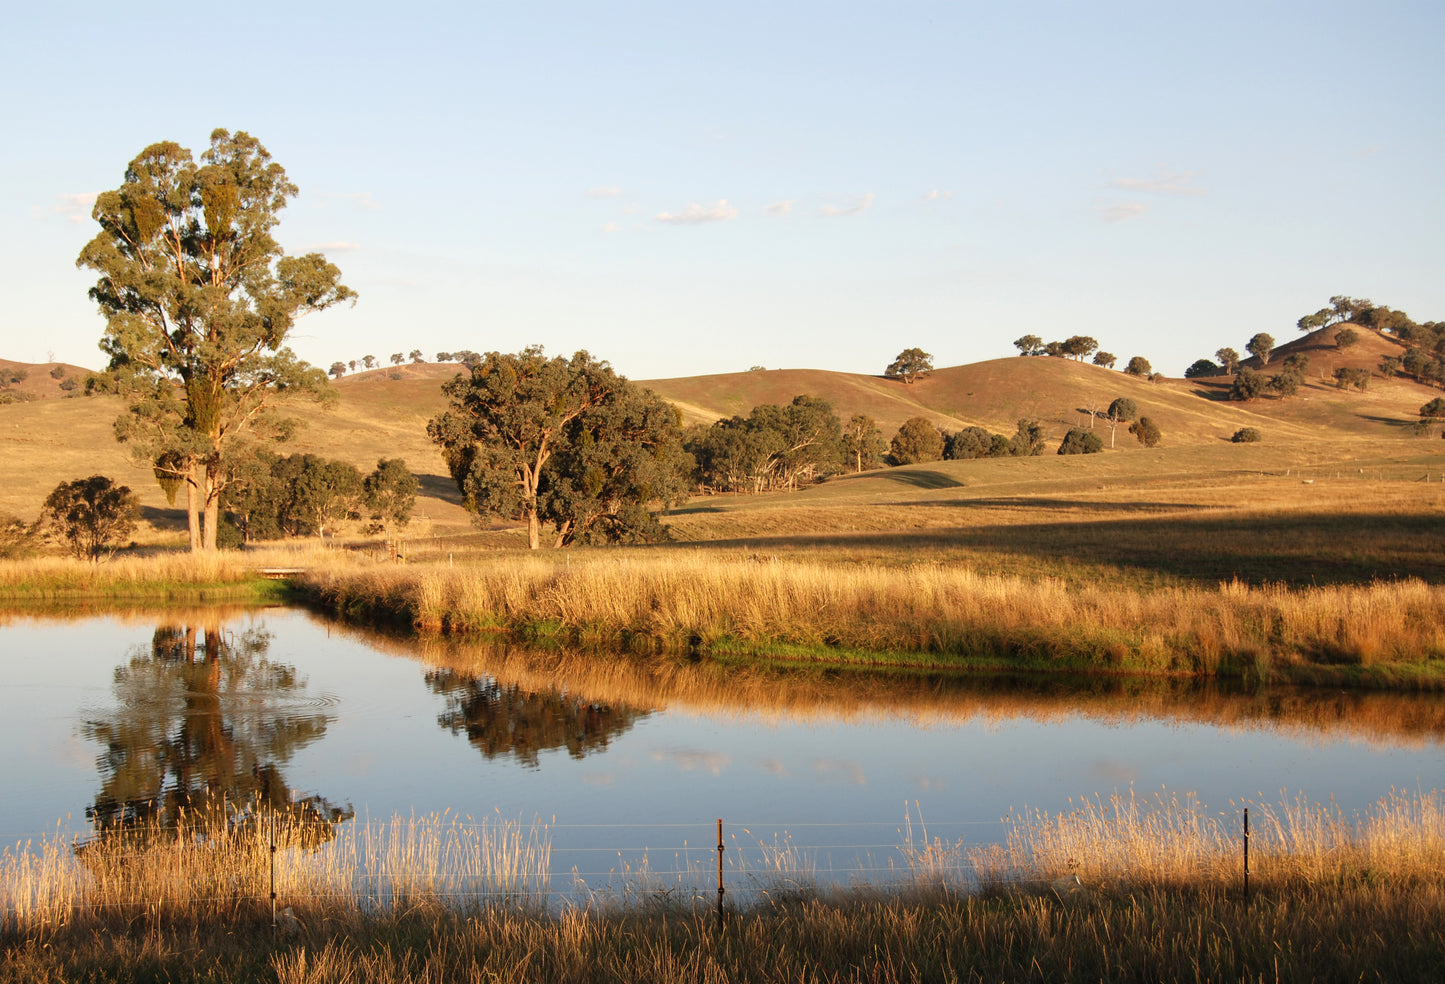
300, 551, 1445, 683
4, 791, 1443, 983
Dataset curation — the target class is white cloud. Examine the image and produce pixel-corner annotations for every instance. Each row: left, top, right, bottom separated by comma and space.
654, 199, 738, 225
820, 192, 875, 216
763, 199, 795, 216
601, 221, 620, 234
1108, 170, 1203, 196
921, 190, 952, 201
588, 186, 623, 198
53, 192, 97, 223
1099, 202, 1148, 223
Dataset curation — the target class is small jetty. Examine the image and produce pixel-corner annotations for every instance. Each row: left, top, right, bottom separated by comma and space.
254, 567, 308, 580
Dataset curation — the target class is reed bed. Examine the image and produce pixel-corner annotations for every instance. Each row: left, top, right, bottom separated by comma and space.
300, 553, 1445, 683
0, 547, 349, 603
4, 791, 1443, 983
0, 811, 550, 936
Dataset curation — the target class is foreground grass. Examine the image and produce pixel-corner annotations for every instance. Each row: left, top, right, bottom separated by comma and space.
4, 791, 1442, 983
299, 552, 1445, 686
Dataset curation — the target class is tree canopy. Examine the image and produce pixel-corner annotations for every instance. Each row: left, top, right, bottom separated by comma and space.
76, 129, 355, 551
688, 395, 844, 492
41, 475, 139, 561
1246, 333, 1275, 365
428, 348, 689, 549
885, 348, 933, 384
1124, 356, 1152, 377
889, 417, 944, 464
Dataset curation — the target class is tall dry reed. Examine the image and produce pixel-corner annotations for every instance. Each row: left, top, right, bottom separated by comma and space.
300, 553, 1445, 680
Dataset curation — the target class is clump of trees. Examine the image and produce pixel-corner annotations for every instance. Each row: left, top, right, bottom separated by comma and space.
688, 395, 843, 492
430, 348, 691, 549
77, 129, 355, 552
1124, 356, 1152, 377
885, 348, 933, 384
1013, 335, 1102, 361
1185, 359, 1220, 378
41, 475, 139, 561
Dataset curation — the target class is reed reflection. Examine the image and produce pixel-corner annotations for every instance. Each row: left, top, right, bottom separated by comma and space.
425, 669, 650, 767
81, 620, 350, 845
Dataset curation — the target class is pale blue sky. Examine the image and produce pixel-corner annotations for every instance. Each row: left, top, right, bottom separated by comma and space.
4, 1, 1441, 381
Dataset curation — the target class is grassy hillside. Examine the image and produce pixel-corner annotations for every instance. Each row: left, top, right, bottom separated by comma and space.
1, 348, 1440, 547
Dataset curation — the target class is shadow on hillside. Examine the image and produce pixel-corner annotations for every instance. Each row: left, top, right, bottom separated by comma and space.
1356, 414, 1413, 429
677, 510, 1445, 587
870, 470, 964, 490
417, 473, 464, 506
891, 497, 1214, 515
139, 505, 187, 530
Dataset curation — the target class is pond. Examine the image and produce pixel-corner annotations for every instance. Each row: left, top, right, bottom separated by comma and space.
3, 606, 1444, 896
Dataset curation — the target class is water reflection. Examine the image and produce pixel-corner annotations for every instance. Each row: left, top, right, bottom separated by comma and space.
389, 633, 1445, 750
426, 669, 649, 767
81, 620, 350, 844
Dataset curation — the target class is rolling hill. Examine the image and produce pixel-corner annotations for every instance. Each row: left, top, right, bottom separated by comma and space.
1, 325, 1440, 544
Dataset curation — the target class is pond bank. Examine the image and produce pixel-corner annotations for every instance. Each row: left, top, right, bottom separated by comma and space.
294, 553, 1445, 690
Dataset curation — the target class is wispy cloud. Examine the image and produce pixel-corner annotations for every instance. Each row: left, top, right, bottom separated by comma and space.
655, 199, 738, 225
651, 747, 731, 774
1108, 169, 1204, 196
921, 189, 952, 201
601, 221, 620, 234
763, 199, 795, 216
1098, 202, 1148, 223
52, 192, 97, 223
324, 191, 380, 211
820, 192, 874, 217
588, 186, 623, 199
811, 757, 866, 785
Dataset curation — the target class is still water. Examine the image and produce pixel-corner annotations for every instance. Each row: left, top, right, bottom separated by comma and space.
3, 607, 1443, 888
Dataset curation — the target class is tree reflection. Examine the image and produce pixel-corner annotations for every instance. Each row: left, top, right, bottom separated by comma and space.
426, 669, 645, 768
82, 620, 349, 844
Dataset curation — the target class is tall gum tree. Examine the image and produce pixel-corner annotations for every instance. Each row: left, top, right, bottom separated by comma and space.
77, 129, 356, 551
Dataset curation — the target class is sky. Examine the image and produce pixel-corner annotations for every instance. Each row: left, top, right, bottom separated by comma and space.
3, 1, 1442, 382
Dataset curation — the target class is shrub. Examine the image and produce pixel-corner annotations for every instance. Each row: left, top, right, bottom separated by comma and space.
1230, 367, 1266, 401
1129, 416, 1162, 448
1057, 428, 1104, 455
40, 475, 139, 561
890, 416, 944, 464
1231, 427, 1261, 443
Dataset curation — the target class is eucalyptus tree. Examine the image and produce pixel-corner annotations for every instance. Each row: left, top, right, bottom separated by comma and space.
428, 347, 689, 549
76, 129, 355, 550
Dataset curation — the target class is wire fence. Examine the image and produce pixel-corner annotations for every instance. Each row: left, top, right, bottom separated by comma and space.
9, 787, 1441, 927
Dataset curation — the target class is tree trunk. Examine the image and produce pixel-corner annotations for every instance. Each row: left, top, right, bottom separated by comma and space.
186, 466, 202, 551
526, 508, 541, 550
201, 462, 220, 552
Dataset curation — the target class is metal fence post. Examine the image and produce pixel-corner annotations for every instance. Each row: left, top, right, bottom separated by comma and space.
716, 818, 725, 933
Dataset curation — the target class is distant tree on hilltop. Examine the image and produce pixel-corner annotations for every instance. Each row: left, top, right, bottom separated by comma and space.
885, 348, 933, 384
